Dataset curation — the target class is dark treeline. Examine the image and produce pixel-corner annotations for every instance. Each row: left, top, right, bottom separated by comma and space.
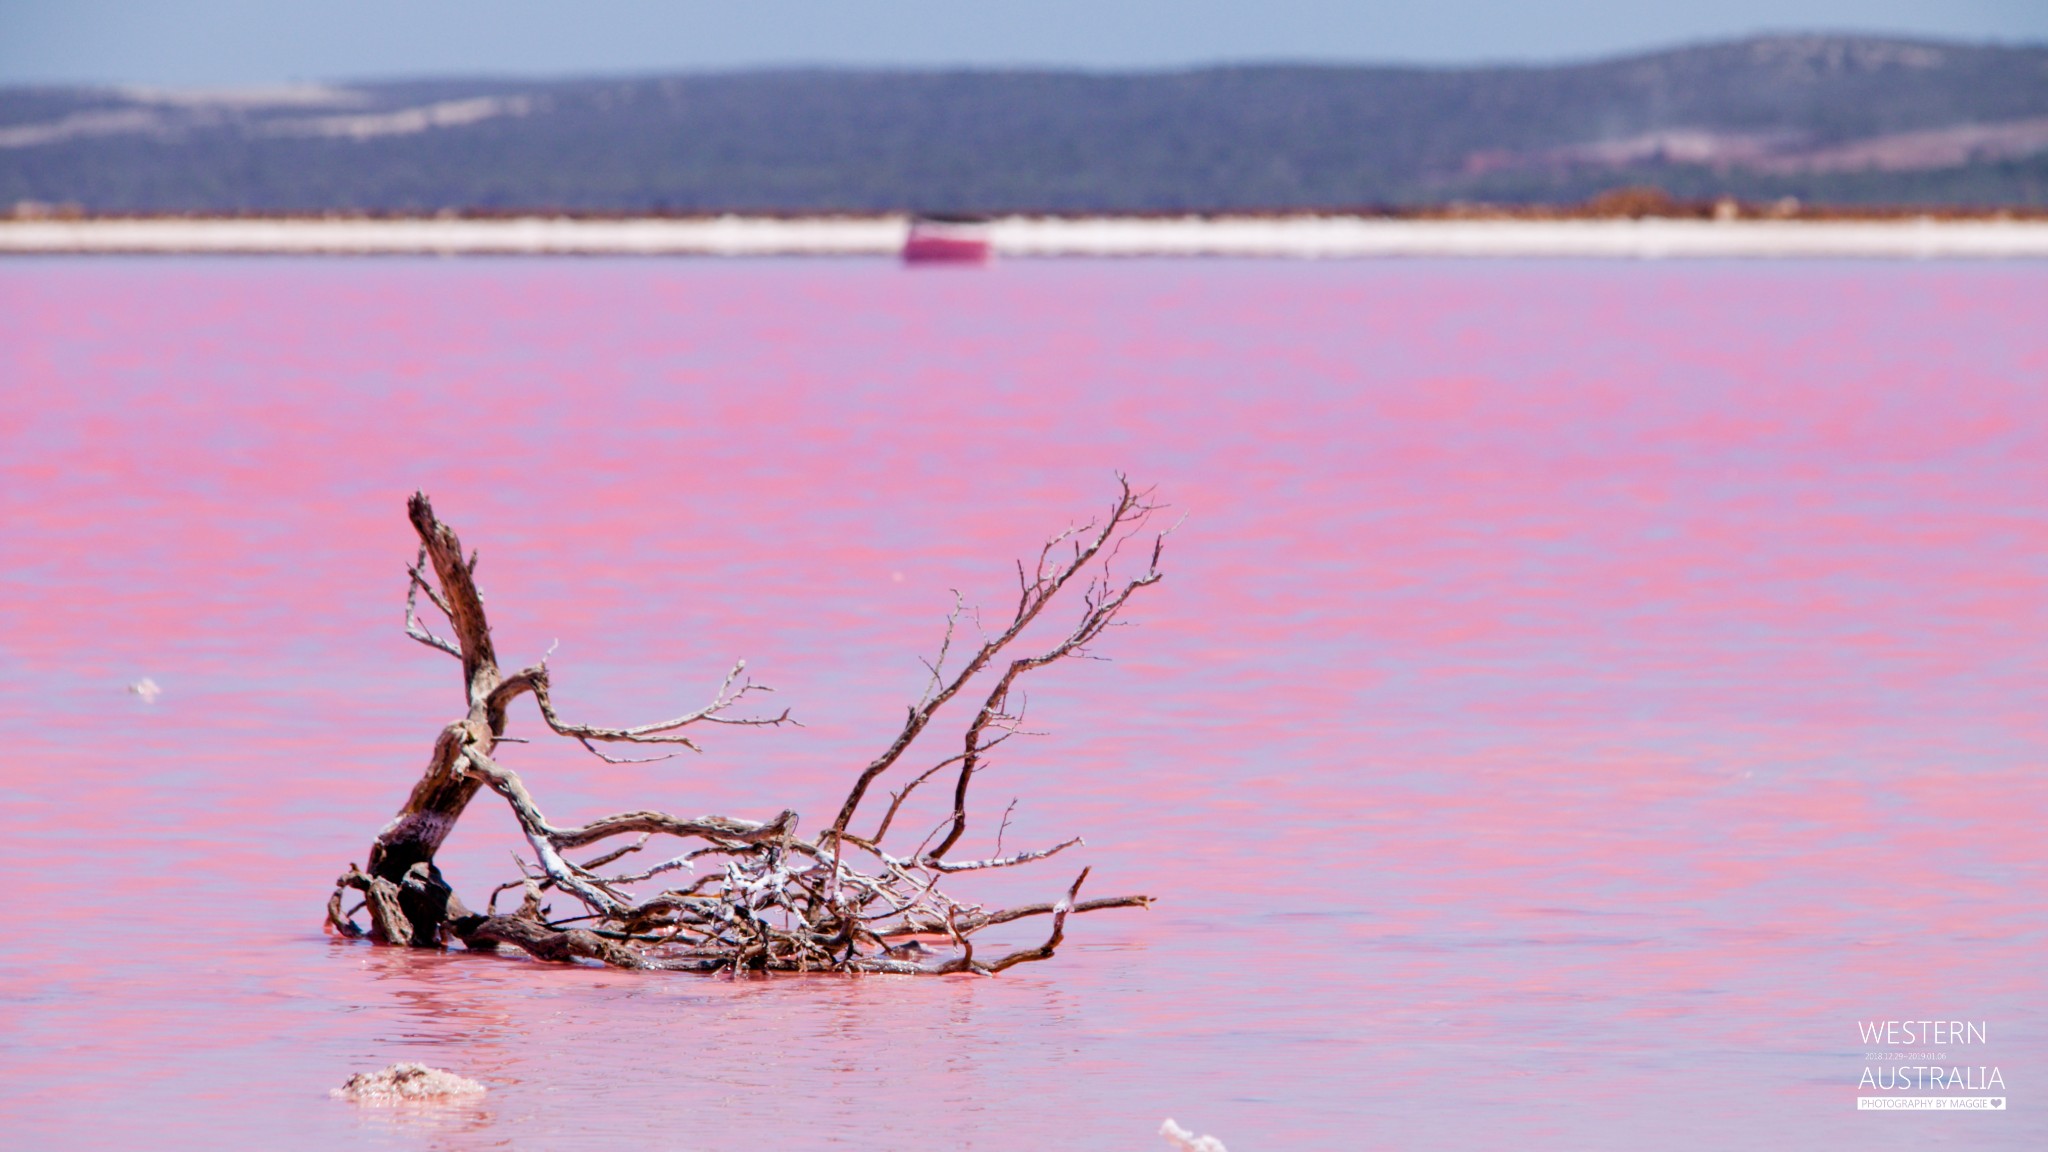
4, 34, 2046, 213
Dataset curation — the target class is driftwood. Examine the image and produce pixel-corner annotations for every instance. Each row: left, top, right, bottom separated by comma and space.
327, 480, 1168, 974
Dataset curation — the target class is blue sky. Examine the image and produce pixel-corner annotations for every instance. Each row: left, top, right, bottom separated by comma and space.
2, 1, 2044, 86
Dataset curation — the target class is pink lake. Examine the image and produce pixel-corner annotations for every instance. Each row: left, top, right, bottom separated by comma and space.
1, 257, 2044, 1149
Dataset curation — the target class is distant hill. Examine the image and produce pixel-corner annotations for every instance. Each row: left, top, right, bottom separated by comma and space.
4, 34, 2046, 213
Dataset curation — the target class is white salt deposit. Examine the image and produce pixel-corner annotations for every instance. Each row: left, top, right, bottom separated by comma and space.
1160, 1117, 1230, 1151
4, 215, 2047, 259
332, 1062, 486, 1103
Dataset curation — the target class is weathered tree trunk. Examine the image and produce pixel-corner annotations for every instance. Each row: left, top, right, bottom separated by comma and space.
355, 496, 503, 946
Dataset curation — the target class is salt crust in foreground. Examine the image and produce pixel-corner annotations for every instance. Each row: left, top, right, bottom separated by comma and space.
1160, 1117, 1229, 1151
332, 1062, 486, 1102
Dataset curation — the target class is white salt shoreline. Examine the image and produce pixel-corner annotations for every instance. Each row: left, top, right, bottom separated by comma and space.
4, 215, 2047, 259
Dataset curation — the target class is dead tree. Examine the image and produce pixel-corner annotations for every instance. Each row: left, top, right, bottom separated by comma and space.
327, 480, 1168, 974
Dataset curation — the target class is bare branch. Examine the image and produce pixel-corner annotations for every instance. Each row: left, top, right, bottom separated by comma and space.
505, 660, 796, 763
869, 730, 1021, 844
870, 752, 964, 843
978, 867, 1090, 974
407, 551, 453, 617
921, 836, 1082, 873
994, 797, 1018, 856
403, 550, 463, 659
927, 489, 1168, 859
407, 492, 498, 696
460, 746, 795, 851
596, 854, 697, 886
888, 893, 1155, 938
578, 835, 651, 872
918, 591, 965, 707
832, 475, 1165, 837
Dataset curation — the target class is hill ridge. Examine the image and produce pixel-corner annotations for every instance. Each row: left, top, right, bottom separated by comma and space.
6, 33, 2046, 211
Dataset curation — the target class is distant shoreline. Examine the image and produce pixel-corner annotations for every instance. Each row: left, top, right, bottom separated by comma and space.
6, 214, 2048, 258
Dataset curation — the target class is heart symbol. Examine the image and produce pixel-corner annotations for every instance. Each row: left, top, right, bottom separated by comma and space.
1991, 1099, 2004, 1108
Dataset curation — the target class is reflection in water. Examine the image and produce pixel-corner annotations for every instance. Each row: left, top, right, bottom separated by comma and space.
0, 257, 2044, 1150
344, 1093, 496, 1146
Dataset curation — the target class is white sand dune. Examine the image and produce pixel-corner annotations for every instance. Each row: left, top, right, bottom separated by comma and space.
3, 215, 2046, 258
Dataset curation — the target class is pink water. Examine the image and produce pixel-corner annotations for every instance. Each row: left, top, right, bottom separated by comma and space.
1, 257, 2043, 1150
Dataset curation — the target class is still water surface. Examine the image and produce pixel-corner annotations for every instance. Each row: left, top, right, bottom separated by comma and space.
1, 258, 2044, 1149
